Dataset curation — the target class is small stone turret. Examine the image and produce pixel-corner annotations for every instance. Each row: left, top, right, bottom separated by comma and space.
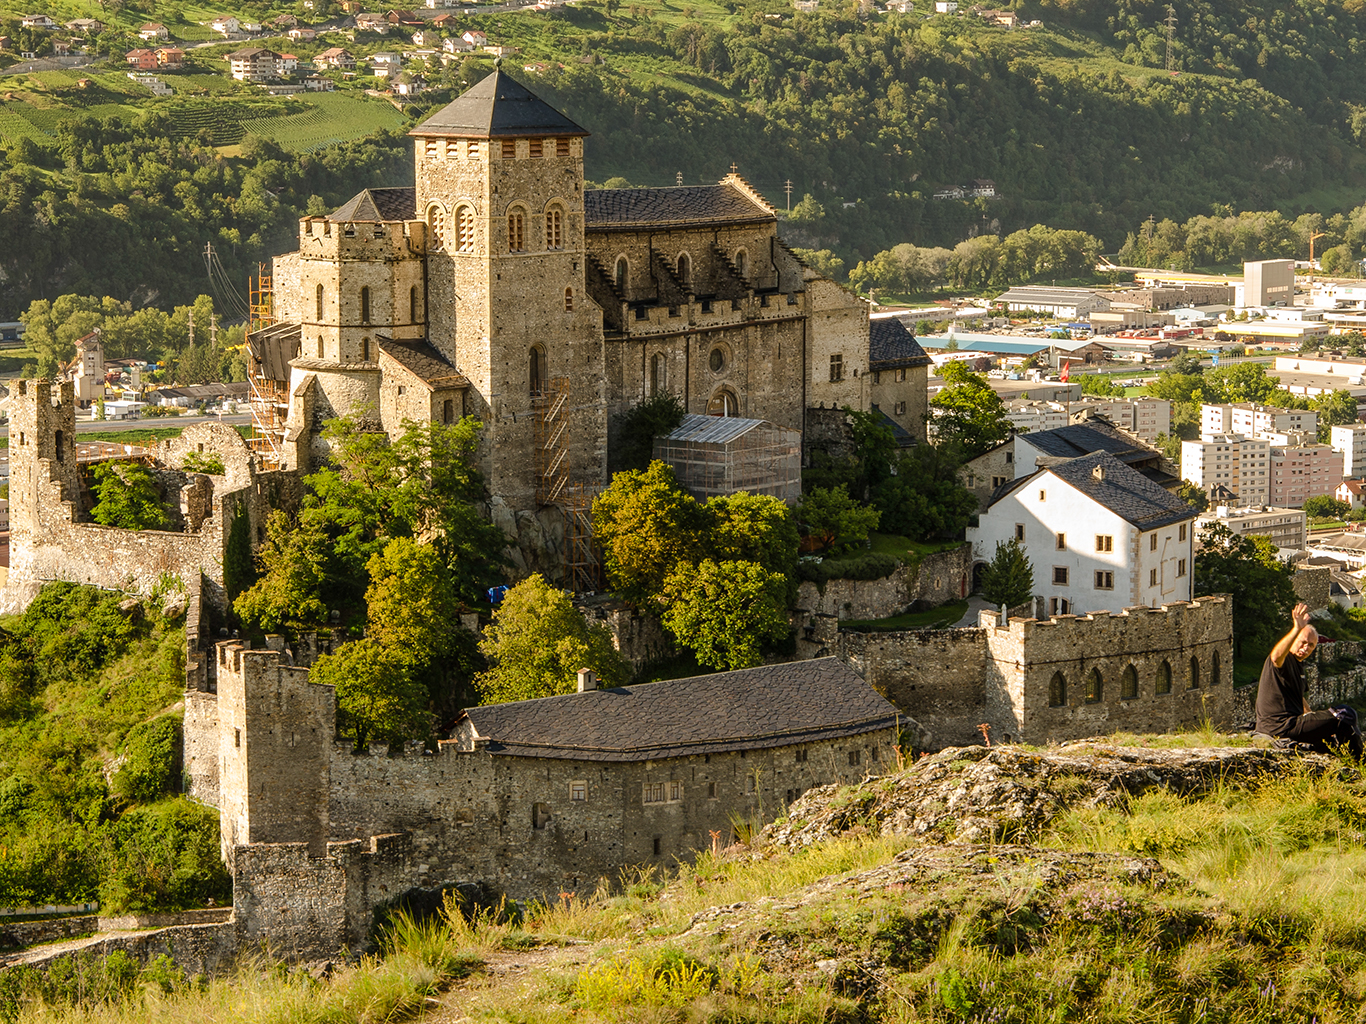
8, 379, 78, 558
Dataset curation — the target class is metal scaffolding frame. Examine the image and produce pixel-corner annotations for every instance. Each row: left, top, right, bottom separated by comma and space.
247, 265, 286, 470
534, 377, 601, 592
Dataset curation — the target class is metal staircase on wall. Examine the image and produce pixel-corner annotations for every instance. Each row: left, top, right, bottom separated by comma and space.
247, 265, 285, 470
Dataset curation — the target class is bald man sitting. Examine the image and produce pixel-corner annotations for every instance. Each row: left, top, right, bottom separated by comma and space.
1255, 602, 1362, 758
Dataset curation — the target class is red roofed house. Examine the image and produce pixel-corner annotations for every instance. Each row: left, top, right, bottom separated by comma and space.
156, 46, 185, 66
125, 48, 158, 70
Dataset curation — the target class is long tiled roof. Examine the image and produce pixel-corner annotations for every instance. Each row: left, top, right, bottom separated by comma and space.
460, 657, 899, 761
377, 339, 469, 389
869, 318, 931, 370
329, 186, 416, 222
1020, 420, 1155, 461
585, 184, 774, 231
410, 70, 588, 138
994, 451, 1194, 530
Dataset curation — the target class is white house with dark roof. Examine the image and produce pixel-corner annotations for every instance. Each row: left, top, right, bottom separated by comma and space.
967, 450, 1196, 615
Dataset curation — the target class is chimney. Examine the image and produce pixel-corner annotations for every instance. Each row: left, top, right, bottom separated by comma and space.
577, 668, 597, 693
1092, 464, 1106, 482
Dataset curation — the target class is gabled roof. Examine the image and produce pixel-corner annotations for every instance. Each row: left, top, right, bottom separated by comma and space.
869, 318, 930, 370
410, 70, 587, 138
992, 451, 1195, 531
377, 339, 469, 389
328, 186, 416, 222
459, 657, 898, 761
1018, 419, 1155, 462
661, 412, 776, 445
585, 183, 774, 231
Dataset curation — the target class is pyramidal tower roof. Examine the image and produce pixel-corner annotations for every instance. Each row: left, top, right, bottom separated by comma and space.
409, 70, 589, 138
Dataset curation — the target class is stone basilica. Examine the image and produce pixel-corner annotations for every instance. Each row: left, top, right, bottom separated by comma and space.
250, 70, 929, 567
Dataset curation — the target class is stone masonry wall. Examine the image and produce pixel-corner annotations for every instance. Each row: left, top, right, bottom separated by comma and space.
796, 544, 973, 624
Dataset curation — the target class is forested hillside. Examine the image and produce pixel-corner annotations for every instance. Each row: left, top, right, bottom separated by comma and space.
1, 0, 1365, 315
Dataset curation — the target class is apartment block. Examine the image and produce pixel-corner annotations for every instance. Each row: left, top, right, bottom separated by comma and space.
1004, 399, 1067, 434
1196, 505, 1307, 552
1331, 423, 1366, 479
1201, 403, 1317, 440
1073, 396, 1171, 441
1181, 434, 1270, 505
1269, 443, 1340, 508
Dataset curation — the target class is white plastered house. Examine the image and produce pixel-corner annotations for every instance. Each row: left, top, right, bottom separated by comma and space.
967, 450, 1196, 616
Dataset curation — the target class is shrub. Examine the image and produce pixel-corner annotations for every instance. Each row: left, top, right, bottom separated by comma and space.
112, 716, 180, 803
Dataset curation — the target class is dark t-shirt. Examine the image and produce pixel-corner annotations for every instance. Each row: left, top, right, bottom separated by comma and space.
1255, 653, 1306, 736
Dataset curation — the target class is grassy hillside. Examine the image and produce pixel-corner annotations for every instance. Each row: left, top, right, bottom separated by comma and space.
0, 584, 228, 913
8, 737, 1366, 1022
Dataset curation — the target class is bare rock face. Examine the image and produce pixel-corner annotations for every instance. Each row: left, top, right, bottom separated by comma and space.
763, 743, 1350, 852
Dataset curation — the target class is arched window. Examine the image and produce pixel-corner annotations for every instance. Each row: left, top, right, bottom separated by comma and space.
677, 253, 691, 287
53, 430, 63, 462
316, 284, 325, 321
734, 248, 748, 279
651, 353, 666, 395
530, 345, 546, 396
707, 388, 738, 417
564, 287, 574, 312
1049, 672, 1065, 708
615, 257, 627, 292
360, 286, 371, 324
1157, 660, 1172, 695
426, 205, 444, 249
317, 336, 324, 358
1189, 656, 1201, 689
507, 209, 525, 252
1211, 649, 1221, 686
456, 206, 474, 252
1121, 664, 1138, 700
442, 398, 454, 424
546, 207, 563, 250
1085, 668, 1102, 704
361, 337, 370, 362
409, 286, 418, 323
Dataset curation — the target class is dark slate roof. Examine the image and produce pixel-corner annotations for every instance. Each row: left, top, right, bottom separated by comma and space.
460, 657, 898, 761
994, 451, 1195, 530
872, 406, 916, 447
585, 184, 774, 231
869, 318, 931, 370
377, 339, 469, 389
1020, 420, 1157, 462
410, 70, 588, 138
329, 186, 416, 222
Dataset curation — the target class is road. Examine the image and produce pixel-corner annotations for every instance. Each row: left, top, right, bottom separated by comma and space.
0, 413, 253, 441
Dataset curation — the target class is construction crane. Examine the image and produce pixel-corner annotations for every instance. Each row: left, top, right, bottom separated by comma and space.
1307, 230, 1327, 291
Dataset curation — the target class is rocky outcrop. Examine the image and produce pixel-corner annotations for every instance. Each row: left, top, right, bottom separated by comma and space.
763, 743, 1351, 852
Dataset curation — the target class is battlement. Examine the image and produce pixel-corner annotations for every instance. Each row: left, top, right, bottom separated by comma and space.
980, 595, 1232, 641
298, 217, 426, 262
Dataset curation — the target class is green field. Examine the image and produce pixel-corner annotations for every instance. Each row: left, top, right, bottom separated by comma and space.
240, 92, 406, 152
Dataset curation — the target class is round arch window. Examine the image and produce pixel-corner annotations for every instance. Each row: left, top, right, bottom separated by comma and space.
709, 347, 725, 373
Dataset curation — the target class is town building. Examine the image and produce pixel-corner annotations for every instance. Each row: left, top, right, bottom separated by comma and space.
1071, 396, 1171, 441
993, 286, 1111, 319
1243, 259, 1294, 307
225, 47, 280, 81
315, 46, 355, 67
1200, 402, 1318, 440
124, 48, 157, 70
20, 14, 55, 29
156, 46, 185, 66
256, 71, 926, 569
211, 15, 240, 35
1331, 423, 1366, 480
1268, 440, 1340, 508
1338, 478, 1366, 511
1196, 504, 1307, 553
1181, 434, 1270, 505
966, 450, 1196, 615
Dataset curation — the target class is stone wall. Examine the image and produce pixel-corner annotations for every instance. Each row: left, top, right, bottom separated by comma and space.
795, 544, 973, 624
834, 596, 1234, 747
0, 924, 237, 977
1293, 565, 1332, 611
839, 628, 986, 749
0, 916, 96, 950
577, 598, 677, 676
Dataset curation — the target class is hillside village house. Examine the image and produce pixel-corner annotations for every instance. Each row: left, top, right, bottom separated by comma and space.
226, 47, 280, 81
211, 16, 240, 34
462, 29, 487, 44
1338, 479, 1366, 511
371, 51, 403, 76
125, 48, 158, 70
967, 451, 1196, 615
20, 14, 55, 29
288, 27, 317, 41
138, 22, 169, 40
156, 46, 185, 67
315, 46, 355, 67
355, 13, 390, 32
65, 18, 101, 32
280, 53, 299, 73
444, 36, 473, 52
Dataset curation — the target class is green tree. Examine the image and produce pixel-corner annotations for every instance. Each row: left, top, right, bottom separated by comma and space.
232, 511, 332, 636
364, 537, 460, 662
592, 461, 709, 606
1080, 374, 1125, 398
476, 574, 629, 703
1304, 495, 1350, 520
661, 559, 790, 671
1194, 521, 1297, 657
1176, 480, 1209, 513
1203, 362, 1281, 404
311, 638, 429, 752
610, 390, 686, 472
1313, 389, 1360, 442
89, 462, 169, 531
930, 361, 1011, 458
792, 248, 845, 280
796, 485, 880, 553
978, 539, 1034, 610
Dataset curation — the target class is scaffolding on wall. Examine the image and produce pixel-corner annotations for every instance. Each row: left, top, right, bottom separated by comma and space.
653, 414, 802, 505
534, 377, 601, 592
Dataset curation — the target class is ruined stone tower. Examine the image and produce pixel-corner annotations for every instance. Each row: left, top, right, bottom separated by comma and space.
7, 379, 78, 575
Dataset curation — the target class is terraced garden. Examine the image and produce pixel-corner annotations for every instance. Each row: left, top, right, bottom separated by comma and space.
238, 92, 406, 152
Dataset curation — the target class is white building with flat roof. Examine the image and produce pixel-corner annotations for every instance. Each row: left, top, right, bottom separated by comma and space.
1332, 423, 1366, 479
1182, 434, 1270, 505
1074, 396, 1171, 441
1201, 403, 1316, 440
1197, 505, 1307, 553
